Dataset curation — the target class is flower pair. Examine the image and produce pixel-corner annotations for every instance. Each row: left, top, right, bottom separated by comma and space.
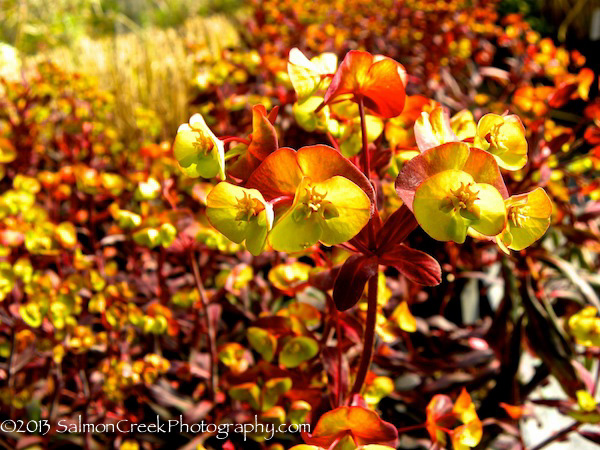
206, 145, 374, 255
396, 142, 551, 249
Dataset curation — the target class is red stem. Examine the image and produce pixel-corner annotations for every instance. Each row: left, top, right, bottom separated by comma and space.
349, 274, 379, 399
222, 136, 251, 146
335, 308, 344, 406
357, 96, 377, 248
190, 250, 218, 401
357, 97, 371, 177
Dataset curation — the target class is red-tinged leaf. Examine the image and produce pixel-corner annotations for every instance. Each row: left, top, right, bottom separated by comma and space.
360, 58, 406, 118
548, 83, 578, 108
246, 147, 303, 198
252, 316, 293, 335
333, 255, 378, 311
584, 125, 600, 145
247, 145, 376, 211
375, 205, 418, 249
267, 105, 279, 124
426, 394, 455, 443
379, 244, 441, 286
324, 50, 406, 119
339, 314, 365, 343
248, 104, 279, 160
302, 406, 398, 447
308, 266, 341, 292
322, 347, 349, 406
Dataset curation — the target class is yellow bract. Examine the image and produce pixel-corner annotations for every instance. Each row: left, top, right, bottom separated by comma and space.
413, 169, 506, 243
268, 176, 371, 252
568, 306, 600, 347
497, 187, 552, 251
206, 183, 273, 256
173, 113, 225, 179
474, 113, 528, 170
288, 48, 337, 103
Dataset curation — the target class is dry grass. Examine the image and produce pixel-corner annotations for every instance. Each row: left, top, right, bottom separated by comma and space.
24, 14, 243, 141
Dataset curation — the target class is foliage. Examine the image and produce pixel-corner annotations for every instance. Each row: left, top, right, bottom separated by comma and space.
0, 1, 599, 449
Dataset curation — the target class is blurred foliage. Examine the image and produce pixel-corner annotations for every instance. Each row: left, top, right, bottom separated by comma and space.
0, 0, 244, 54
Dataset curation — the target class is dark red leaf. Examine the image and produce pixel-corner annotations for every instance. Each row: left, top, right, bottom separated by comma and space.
375, 205, 418, 250
379, 244, 441, 286
333, 255, 378, 311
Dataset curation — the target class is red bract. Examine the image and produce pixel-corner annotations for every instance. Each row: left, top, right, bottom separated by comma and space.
323, 50, 407, 118
228, 105, 279, 180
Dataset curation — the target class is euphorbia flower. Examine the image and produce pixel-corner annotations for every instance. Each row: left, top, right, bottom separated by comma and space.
384, 95, 438, 149
568, 306, 600, 347
247, 145, 375, 209
450, 110, 477, 140
323, 50, 406, 118
396, 142, 509, 244
173, 113, 225, 179
301, 406, 398, 448
288, 48, 338, 103
496, 187, 552, 251
473, 113, 528, 170
206, 183, 273, 255
426, 389, 483, 450
413, 169, 506, 243
414, 106, 459, 152
268, 176, 371, 252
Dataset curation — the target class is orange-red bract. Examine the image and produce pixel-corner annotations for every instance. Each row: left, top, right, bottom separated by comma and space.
246, 144, 376, 211
323, 50, 407, 119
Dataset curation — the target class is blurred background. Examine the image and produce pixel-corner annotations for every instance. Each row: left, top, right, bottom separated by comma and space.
0, 0, 597, 144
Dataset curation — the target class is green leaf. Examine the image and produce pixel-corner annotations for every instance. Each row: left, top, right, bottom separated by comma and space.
279, 336, 319, 368
247, 327, 277, 362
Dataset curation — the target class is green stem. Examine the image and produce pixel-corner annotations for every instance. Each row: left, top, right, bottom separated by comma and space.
349, 274, 379, 399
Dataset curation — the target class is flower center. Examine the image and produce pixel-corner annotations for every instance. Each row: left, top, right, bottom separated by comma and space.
440, 182, 481, 220
293, 183, 339, 222
235, 192, 263, 222
190, 126, 214, 154
507, 199, 529, 228
485, 122, 508, 155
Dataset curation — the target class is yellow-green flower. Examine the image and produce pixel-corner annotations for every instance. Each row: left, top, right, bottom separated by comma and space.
414, 107, 459, 151
568, 306, 600, 347
497, 188, 552, 251
474, 113, 528, 170
450, 110, 477, 140
287, 48, 337, 103
268, 176, 371, 252
413, 169, 506, 243
173, 113, 225, 179
206, 183, 273, 256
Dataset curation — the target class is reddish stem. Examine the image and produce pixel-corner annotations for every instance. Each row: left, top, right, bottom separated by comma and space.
327, 131, 341, 152
349, 274, 379, 399
357, 97, 371, 177
190, 250, 218, 402
222, 136, 251, 146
